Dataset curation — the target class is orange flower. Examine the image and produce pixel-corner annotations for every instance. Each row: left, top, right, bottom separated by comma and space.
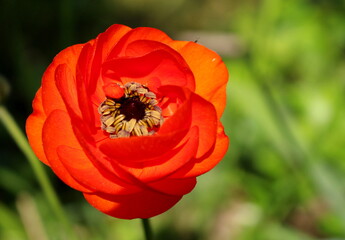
26, 24, 229, 219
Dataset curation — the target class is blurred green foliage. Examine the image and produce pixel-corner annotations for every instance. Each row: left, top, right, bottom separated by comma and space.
1, 0, 345, 239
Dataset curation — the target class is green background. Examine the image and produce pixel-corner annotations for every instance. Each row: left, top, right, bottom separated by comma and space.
1, 0, 345, 239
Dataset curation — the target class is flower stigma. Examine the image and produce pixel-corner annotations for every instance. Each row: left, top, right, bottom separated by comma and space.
98, 82, 164, 138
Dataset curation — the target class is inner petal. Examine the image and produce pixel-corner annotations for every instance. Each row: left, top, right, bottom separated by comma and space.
102, 49, 194, 93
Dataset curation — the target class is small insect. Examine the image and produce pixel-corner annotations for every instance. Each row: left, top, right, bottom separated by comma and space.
192, 36, 200, 43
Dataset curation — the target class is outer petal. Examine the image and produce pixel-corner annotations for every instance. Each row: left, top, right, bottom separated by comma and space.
41, 44, 83, 115
42, 109, 92, 192
26, 88, 49, 165
70, 118, 140, 186
84, 190, 181, 219
189, 92, 218, 159
75, 43, 98, 132
171, 124, 229, 178
147, 177, 197, 196
170, 41, 229, 118
55, 62, 109, 143
27, 44, 84, 166
55, 64, 81, 117
57, 145, 141, 195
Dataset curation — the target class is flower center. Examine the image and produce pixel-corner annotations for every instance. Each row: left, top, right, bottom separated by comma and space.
119, 97, 146, 121
98, 82, 163, 138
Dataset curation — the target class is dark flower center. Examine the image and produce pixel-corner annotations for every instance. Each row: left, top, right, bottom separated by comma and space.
98, 82, 163, 138
118, 96, 146, 121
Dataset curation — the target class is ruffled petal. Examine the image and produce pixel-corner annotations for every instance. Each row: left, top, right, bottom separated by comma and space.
71, 121, 137, 185
55, 64, 81, 117
170, 41, 229, 119
81, 24, 132, 105
57, 145, 141, 195
147, 177, 197, 196
75, 43, 98, 132
96, 24, 132, 61
112, 126, 199, 182
41, 44, 83, 115
72, 103, 196, 183
102, 47, 194, 92
99, 129, 188, 163
108, 27, 173, 59
42, 109, 92, 192
189, 92, 218, 159
171, 123, 229, 178
83, 189, 181, 219
26, 88, 49, 165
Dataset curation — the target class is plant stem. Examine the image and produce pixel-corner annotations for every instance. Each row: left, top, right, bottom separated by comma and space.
141, 218, 153, 240
0, 105, 78, 240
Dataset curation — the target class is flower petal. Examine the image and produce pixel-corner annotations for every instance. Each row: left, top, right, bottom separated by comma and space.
26, 88, 49, 165
57, 145, 140, 195
96, 24, 133, 61
102, 48, 194, 92
170, 41, 229, 118
147, 177, 197, 196
81, 24, 132, 105
99, 129, 188, 162
41, 44, 83, 115
189, 92, 218, 159
83, 189, 181, 219
55, 61, 108, 143
171, 123, 229, 178
108, 27, 173, 59
55, 64, 81, 117
113, 126, 199, 182
123, 39, 195, 90
42, 109, 92, 192
71, 120, 139, 186
75, 43, 97, 132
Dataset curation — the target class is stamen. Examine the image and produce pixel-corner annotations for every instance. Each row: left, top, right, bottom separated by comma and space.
99, 82, 164, 138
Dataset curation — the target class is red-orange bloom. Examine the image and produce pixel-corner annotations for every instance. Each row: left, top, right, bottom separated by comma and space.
26, 24, 229, 219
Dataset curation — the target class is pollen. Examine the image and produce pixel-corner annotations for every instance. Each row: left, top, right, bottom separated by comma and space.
98, 82, 164, 138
